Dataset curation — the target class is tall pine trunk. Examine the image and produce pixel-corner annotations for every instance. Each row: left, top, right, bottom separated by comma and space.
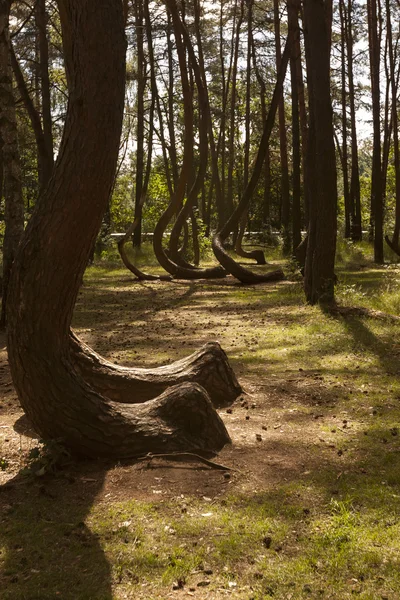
303, 0, 337, 305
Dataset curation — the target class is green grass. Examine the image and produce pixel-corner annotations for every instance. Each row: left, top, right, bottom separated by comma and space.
1, 239, 400, 599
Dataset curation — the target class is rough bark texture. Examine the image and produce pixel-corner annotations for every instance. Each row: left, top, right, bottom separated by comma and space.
6, 0, 237, 459
71, 336, 241, 409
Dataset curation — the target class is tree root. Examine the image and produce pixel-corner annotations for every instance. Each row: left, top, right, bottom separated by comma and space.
70, 333, 242, 408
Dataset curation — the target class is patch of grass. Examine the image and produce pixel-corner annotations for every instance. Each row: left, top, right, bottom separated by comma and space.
3, 239, 400, 598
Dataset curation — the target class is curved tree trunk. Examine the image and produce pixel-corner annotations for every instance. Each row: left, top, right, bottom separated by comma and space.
212, 32, 294, 284
70, 335, 241, 409
7, 0, 238, 459
153, 0, 225, 280
234, 213, 267, 264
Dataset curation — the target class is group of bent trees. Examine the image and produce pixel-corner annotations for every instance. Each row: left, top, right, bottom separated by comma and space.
6, 0, 335, 460
118, 0, 291, 286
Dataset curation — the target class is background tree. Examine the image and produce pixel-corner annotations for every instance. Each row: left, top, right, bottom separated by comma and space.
303, 0, 338, 304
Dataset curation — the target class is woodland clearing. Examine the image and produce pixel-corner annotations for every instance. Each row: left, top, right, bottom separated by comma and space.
1, 243, 400, 600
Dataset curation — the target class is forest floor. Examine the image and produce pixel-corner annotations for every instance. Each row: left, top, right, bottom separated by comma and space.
1, 241, 400, 599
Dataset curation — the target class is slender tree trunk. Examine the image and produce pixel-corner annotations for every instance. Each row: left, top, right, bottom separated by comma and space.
250, 26, 271, 231
132, 0, 145, 248
0, 0, 24, 328
10, 43, 52, 194
7, 0, 238, 458
303, 0, 337, 304
226, 0, 244, 222
234, 0, 265, 263
166, 10, 179, 189
367, 0, 383, 263
243, 0, 252, 189
145, 0, 173, 197
35, 0, 54, 187
212, 33, 293, 283
381, 33, 392, 209
274, 0, 291, 253
153, 0, 225, 279
347, 0, 362, 241
193, 0, 224, 227
385, 0, 400, 249
289, 0, 301, 252
339, 0, 351, 239
295, 25, 309, 226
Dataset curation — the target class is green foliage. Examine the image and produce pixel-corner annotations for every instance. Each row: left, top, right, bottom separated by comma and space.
110, 170, 134, 232
145, 169, 170, 233
0, 456, 9, 471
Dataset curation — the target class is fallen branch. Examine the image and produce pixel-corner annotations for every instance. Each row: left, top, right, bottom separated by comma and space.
136, 451, 238, 471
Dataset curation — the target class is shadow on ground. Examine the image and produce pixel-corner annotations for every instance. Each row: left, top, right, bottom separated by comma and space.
0, 461, 112, 600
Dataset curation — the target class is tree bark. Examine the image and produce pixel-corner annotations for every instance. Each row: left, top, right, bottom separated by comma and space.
346, 0, 362, 241
233, 0, 266, 265
35, 0, 54, 187
0, 0, 25, 328
132, 0, 145, 248
226, 0, 244, 224
153, 0, 225, 280
274, 0, 291, 254
367, 0, 383, 263
303, 0, 337, 305
339, 0, 351, 239
289, 0, 301, 252
212, 33, 293, 284
385, 0, 400, 252
6, 0, 237, 459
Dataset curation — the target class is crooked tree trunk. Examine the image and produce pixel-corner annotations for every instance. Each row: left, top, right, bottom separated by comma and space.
70, 336, 241, 409
234, 213, 267, 264
7, 0, 238, 459
212, 32, 294, 284
118, 18, 165, 282
233, 0, 266, 266
153, 0, 225, 280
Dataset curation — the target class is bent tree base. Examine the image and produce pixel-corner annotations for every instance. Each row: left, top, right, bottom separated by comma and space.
71, 335, 241, 408
7, 1, 240, 459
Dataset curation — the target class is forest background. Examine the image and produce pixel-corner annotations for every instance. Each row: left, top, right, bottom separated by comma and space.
1, 1, 400, 599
